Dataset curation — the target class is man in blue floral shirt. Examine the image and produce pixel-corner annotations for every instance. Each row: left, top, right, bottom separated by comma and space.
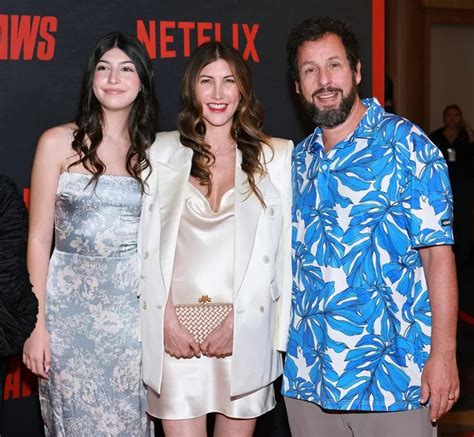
282, 17, 459, 436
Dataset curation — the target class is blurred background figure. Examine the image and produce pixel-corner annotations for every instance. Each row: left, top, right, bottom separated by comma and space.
429, 104, 474, 181
0, 174, 38, 428
430, 104, 474, 264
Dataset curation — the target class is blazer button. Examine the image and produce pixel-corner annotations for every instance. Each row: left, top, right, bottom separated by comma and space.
142, 301, 147, 310
156, 304, 162, 309
144, 251, 149, 259
268, 207, 275, 217
148, 203, 153, 212
263, 255, 270, 264
259, 305, 265, 313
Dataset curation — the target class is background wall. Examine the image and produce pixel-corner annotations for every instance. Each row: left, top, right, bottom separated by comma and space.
386, 0, 474, 130
429, 24, 474, 132
0, 1, 383, 435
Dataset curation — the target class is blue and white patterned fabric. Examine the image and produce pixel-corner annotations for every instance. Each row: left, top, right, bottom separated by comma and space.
282, 98, 454, 412
40, 172, 151, 436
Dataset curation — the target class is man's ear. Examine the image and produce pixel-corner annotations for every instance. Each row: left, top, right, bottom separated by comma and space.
355, 61, 362, 85
295, 81, 301, 94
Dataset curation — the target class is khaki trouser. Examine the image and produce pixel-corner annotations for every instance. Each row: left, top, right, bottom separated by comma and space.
285, 397, 437, 437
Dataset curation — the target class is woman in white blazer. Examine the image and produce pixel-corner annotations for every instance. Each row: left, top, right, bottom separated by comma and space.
139, 42, 292, 437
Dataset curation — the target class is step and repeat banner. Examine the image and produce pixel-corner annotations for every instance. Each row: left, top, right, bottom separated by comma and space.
0, 1, 384, 435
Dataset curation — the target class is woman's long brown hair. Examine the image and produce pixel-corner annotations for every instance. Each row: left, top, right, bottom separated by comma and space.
177, 41, 271, 206
70, 32, 158, 192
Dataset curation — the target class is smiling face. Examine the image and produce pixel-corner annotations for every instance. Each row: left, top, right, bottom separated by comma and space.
296, 33, 361, 128
92, 47, 141, 112
195, 58, 241, 130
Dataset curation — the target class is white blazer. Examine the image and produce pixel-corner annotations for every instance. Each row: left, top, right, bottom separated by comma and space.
138, 131, 293, 397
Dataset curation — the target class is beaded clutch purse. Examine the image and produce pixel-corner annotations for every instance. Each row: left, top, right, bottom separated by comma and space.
175, 302, 233, 344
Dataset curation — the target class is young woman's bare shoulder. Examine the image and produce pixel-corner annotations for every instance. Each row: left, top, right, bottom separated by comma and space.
37, 123, 76, 150
35, 123, 77, 169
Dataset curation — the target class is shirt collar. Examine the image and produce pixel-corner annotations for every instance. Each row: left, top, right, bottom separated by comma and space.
304, 97, 384, 154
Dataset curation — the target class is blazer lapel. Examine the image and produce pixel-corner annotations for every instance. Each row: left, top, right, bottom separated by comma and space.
157, 145, 193, 295
233, 151, 269, 296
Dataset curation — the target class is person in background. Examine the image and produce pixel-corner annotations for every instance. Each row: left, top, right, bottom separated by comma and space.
429, 104, 474, 180
282, 17, 459, 437
0, 174, 38, 427
139, 41, 292, 437
430, 104, 474, 262
23, 33, 157, 436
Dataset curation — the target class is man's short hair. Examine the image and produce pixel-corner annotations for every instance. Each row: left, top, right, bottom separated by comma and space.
287, 17, 360, 82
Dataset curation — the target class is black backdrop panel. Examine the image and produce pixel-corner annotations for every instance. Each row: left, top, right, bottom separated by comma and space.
0, 1, 382, 436
0, 0, 376, 187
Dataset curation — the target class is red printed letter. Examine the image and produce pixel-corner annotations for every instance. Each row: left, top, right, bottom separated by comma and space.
136, 20, 157, 60
37, 16, 57, 60
178, 21, 195, 57
197, 22, 212, 47
0, 15, 8, 59
160, 21, 176, 58
21, 363, 38, 397
10, 15, 41, 60
242, 24, 259, 62
3, 358, 21, 400
23, 188, 30, 209
232, 23, 239, 50
214, 22, 221, 42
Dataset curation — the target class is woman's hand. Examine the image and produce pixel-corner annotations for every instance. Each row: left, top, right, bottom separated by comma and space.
200, 310, 233, 358
23, 323, 51, 379
164, 300, 201, 359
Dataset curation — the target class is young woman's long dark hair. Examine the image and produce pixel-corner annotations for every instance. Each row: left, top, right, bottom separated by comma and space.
71, 32, 158, 191
177, 41, 270, 205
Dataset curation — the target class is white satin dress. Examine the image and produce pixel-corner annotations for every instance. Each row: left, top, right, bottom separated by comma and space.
147, 182, 275, 420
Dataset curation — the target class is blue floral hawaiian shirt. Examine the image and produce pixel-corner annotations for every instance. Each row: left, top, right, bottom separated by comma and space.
282, 98, 454, 412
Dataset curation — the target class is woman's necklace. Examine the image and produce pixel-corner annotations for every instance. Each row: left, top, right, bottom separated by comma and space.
211, 142, 237, 167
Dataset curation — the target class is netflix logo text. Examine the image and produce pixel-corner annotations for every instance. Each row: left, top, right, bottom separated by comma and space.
0, 14, 57, 60
137, 20, 260, 61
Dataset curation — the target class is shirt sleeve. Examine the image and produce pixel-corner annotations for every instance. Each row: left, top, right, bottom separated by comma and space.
403, 126, 454, 249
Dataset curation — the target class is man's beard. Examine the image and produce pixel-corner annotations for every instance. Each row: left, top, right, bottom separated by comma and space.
301, 78, 358, 128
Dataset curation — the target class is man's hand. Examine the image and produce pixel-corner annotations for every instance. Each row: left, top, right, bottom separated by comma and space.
419, 245, 459, 422
421, 352, 460, 421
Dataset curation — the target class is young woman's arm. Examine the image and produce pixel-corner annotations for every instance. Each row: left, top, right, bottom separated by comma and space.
23, 126, 68, 378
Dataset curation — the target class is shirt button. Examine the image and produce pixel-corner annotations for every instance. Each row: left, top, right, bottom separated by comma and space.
156, 304, 162, 309
144, 251, 149, 259
268, 207, 275, 217
263, 255, 270, 264
259, 305, 265, 313
142, 301, 147, 310
148, 203, 153, 212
